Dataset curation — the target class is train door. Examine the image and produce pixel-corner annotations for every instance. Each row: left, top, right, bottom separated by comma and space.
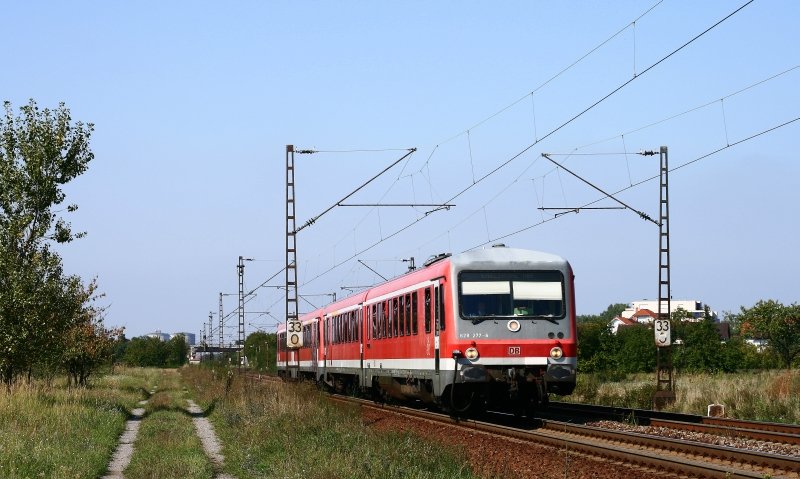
323, 316, 329, 382
426, 285, 441, 376
311, 319, 319, 380
358, 306, 365, 388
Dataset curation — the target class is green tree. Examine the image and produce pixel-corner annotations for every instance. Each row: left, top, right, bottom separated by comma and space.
165, 335, 189, 367
577, 303, 627, 324
738, 300, 800, 369
0, 100, 94, 385
244, 332, 275, 373
673, 318, 728, 373
123, 337, 169, 367
615, 325, 656, 374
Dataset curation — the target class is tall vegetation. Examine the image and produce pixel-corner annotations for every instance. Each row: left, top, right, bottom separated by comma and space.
243, 331, 275, 372
0, 99, 116, 386
734, 300, 800, 369
577, 303, 787, 375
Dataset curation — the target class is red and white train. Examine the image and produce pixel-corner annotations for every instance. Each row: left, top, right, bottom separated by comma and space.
276, 245, 576, 413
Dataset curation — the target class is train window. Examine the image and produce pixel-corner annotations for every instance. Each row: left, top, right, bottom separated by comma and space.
350, 311, 355, 342
434, 286, 440, 332
412, 291, 418, 335
391, 298, 398, 337
378, 303, 386, 339
371, 305, 377, 339
458, 271, 565, 319
424, 288, 431, 333
398, 296, 405, 337
356, 309, 361, 342
405, 293, 412, 336
382, 301, 389, 339
438, 285, 445, 331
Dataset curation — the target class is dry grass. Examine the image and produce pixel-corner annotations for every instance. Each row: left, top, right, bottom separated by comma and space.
0, 367, 155, 478
572, 369, 800, 423
181, 366, 476, 479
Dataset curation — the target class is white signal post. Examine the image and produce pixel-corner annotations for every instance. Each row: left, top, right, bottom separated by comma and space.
654, 318, 671, 347
287, 319, 303, 348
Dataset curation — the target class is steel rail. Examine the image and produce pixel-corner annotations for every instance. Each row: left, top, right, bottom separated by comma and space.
329, 396, 798, 479
539, 420, 800, 477
549, 401, 800, 445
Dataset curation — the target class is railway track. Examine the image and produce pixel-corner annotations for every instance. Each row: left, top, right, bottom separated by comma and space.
331, 395, 800, 479
548, 401, 800, 446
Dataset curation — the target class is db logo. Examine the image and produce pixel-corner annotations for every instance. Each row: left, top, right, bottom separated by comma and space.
508, 346, 521, 356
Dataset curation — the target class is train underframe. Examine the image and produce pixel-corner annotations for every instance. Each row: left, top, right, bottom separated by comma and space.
281, 364, 575, 416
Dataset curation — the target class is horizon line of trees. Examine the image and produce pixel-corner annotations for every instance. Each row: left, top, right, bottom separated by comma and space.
115, 335, 189, 368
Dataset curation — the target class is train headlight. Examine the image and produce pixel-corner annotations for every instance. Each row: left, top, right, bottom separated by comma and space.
507, 319, 521, 332
549, 346, 563, 359
465, 347, 479, 361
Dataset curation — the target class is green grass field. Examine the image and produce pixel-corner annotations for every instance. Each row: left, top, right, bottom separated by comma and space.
0, 367, 156, 478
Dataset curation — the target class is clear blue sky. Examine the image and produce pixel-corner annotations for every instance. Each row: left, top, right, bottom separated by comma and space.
3, 1, 798, 341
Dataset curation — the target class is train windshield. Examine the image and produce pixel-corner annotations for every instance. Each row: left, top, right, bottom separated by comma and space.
458, 270, 565, 320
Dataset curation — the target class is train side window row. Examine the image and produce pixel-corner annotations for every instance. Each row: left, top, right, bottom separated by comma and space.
371, 289, 428, 340
327, 310, 361, 345
280, 285, 446, 349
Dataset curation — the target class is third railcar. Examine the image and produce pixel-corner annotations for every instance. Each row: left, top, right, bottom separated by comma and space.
277, 245, 576, 413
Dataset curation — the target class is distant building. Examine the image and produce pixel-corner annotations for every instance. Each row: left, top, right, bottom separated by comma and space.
145, 330, 171, 342
608, 315, 639, 334
621, 300, 718, 322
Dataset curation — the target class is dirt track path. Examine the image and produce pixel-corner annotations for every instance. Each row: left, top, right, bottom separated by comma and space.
102, 388, 235, 478
102, 389, 155, 479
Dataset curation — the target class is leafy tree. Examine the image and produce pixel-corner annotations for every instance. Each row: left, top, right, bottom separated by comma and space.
577, 303, 627, 324
577, 321, 608, 371
123, 337, 168, 367
63, 316, 121, 387
615, 325, 656, 374
244, 332, 275, 373
165, 335, 189, 367
673, 318, 728, 373
0, 100, 94, 385
738, 300, 800, 369
122, 336, 187, 368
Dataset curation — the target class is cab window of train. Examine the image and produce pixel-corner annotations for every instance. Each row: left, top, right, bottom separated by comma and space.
458, 271, 565, 319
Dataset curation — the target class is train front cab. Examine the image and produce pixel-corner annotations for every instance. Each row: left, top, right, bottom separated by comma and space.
439, 248, 577, 412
